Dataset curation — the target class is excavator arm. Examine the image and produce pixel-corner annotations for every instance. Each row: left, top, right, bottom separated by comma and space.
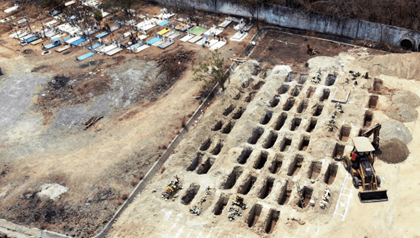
348, 124, 388, 203
362, 123, 381, 148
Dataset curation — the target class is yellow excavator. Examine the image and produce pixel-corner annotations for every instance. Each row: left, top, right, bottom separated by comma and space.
343, 123, 388, 203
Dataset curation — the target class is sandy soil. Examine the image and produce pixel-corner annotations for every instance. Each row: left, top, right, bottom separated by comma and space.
2, 1, 420, 238
107, 36, 420, 238
314, 51, 420, 238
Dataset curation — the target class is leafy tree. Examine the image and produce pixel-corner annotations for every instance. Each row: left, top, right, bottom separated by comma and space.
192, 50, 227, 91
93, 9, 103, 23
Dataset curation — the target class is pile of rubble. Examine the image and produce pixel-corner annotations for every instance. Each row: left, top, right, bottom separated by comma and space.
228, 196, 247, 221
326, 103, 344, 132
189, 187, 212, 216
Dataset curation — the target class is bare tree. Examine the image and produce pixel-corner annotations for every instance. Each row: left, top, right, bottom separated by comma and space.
238, 0, 270, 29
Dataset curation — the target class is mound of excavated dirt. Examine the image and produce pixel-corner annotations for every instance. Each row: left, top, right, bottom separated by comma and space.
378, 138, 410, 164
0, 23, 12, 35
356, 53, 420, 80
392, 90, 420, 108
385, 103, 418, 122
380, 120, 412, 144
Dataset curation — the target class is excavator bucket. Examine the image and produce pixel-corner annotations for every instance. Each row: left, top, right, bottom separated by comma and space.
358, 190, 388, 203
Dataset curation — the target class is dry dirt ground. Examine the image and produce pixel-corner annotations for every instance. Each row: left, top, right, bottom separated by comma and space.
107, 32, 420, 238
0, 4, 249, 237
1, 2, 420, 238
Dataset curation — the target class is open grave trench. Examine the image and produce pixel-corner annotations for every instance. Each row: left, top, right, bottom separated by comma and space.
153, 61, 380, 236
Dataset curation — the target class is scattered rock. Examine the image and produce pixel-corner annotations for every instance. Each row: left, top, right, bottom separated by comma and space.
286, 217, 306, 226
22, 49, 33, 54
385, 103, 418, 122
50, 76, 70, 90
292, 217, 305, 225
100, 192, 112, 201
241, 77, 253, 88
378, 138, 410, 164
38, 183, 68, 200
271, 65, 292, 77
23, 191, 36, 200
380, 120, 412, 144
31, 65, 49, 72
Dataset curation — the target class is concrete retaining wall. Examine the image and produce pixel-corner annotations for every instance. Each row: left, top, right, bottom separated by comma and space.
0, 219, 68, 238
155, 0, 420, 51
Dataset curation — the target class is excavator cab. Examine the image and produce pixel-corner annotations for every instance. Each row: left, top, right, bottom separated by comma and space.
343, 136, 388, 203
